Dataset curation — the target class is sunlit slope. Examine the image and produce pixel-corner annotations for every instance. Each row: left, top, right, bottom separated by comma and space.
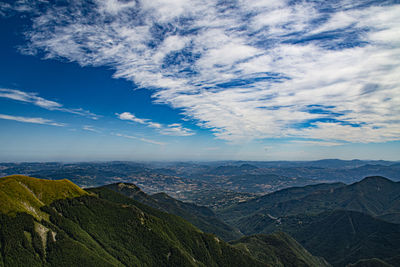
0, 175, 87, 219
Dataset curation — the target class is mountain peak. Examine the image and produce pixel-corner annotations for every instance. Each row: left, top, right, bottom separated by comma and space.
0, 175, 87, 219
116, 182, 141, 191
357, 176, 394, 185
105, 182, 144, 194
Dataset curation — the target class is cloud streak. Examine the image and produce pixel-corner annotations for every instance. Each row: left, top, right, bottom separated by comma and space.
0, 88, 99, 119
82, 125, 101, 133
113, 133, 166, 146
0, 114, 65, 127
8, 0, 400, 143
117, 112, 194, 136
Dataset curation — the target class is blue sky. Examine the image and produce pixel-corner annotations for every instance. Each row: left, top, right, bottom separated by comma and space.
0, 0, 399, 161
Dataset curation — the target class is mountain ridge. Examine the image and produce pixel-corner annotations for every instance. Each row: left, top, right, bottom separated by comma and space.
215, 176, 400, 267
219, 176, 400, 224
94, 182, 242, 241
0, 175, 87, 220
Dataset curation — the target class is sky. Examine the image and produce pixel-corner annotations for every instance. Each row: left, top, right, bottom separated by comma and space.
0, 0, 399, 162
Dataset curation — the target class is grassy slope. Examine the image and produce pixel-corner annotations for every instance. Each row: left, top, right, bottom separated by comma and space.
0, 175, 87, 220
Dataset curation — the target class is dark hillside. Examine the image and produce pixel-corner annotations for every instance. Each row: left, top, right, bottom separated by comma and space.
231, 232, 330, 267
97, 183, 242, 241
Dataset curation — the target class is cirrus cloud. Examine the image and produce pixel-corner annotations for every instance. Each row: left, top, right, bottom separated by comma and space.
6, 0, 400, 143
113, 132, 166, 146
117, 112, 194, 136
0, 88, 100, 119
0, 113, 65, 127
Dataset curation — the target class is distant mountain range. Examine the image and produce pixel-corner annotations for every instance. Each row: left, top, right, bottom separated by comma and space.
217, 182, 346, 224
216, 176, 400, 266
219, 176, 400, 224
1, 160, 400, 198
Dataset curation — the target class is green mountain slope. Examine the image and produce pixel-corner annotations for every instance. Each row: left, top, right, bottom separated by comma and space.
44, 193, 264, 266
98, 182, 241, 241
0, 175, 87, 220
291, 210, 400, 267
0, 175, 266, 266
231, 232, 330, 267
235, 210, 400, 267
217, 177, 400, 267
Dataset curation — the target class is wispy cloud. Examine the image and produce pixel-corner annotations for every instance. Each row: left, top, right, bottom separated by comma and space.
0, 88, 99, 119
113, 133, 166, 146
82, 125, 101, 133
0, 114, 65, 127
8, 0, 400, 143
159, 123, 194, 137
116, 112, 194, 136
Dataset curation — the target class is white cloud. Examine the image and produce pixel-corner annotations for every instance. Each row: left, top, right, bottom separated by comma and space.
290, 122, 400, 144
96, 0, 137, 15
10, 0, 400, 143
0, 88, 99, 119
0, 88, 61, 108
159, 123, 194, 136
117, 112, 148, 124
82, 125, 101, 133
113, 133, 166, 146
116, 112, 194, 136
147, 122, 162, 129
0, 114, 65, 127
